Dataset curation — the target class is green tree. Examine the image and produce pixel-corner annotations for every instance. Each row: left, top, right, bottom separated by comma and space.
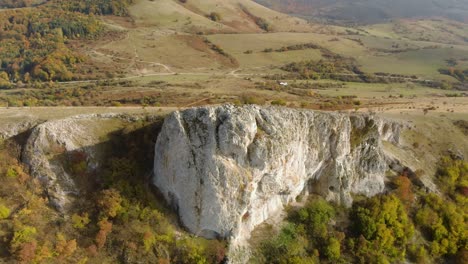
350, 195, 414, 262
0, 203, 10, 219
71, 213, 90, 229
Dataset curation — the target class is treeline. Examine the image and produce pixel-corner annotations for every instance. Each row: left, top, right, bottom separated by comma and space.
239, 5, 272, 32
0, 0, 47, 8
439, 68, 468, 82
50, 0, 134, 16
281, 59, 456, 87
255, 155, 468, 263
261, 43, 322, 53
0, 0, 134, 85
281, 58, 363, 81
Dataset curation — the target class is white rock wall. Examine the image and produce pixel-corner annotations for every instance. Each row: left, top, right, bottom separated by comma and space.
153, 105, 401, 244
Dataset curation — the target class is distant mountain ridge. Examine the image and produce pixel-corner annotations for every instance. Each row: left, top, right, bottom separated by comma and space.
254, 0, 468, 23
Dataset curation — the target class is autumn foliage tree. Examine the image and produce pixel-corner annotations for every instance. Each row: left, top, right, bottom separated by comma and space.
55, 233, 77, 259
349, 194, 414, 263
97, 188, 123, 219
393, 175, 415, 209
95, 218, 113, 249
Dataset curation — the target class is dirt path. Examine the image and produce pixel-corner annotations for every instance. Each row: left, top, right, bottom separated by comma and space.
91, 50, 175, 74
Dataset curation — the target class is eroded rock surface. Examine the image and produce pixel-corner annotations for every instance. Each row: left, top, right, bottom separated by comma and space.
153, 105, 402, 244
22, 114, 134, 210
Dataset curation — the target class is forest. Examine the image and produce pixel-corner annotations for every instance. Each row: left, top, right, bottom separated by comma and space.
0, 0, 133, 86
253, 156, 468, 263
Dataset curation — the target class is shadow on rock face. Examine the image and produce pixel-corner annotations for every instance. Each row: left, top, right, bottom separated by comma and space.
21, 114, 166, 212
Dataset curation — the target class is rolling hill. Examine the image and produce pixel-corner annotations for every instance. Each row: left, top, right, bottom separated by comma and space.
254, 0, 468, 24
128, 0, 313, 33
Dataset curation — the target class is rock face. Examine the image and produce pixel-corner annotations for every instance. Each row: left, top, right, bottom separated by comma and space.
0, 120, 40, 140
153, 105, 401, 244
22, 114, 132, 210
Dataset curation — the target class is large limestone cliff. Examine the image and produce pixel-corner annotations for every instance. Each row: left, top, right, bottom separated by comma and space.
153, 105, 401, 244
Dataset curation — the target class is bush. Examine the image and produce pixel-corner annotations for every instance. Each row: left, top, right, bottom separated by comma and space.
259, 223, 312, 263
271, 99, 287, 106
324, 237, 341, 261
11, 226, 37, 253
241, 95, 265, 105
97, 189, 123, 219
0, 204, 10, 219
71, 213, 90, 229
95, 218, 112, 249
258, 197, 338, 262
208, 12, 221, 22
142, 231, 157, 252
6, 167, 18, 178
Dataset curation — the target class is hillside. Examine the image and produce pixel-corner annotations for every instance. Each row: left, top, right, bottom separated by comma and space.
130, 0, 313, 33
0, 0, 467, 263
254, 0, 468, 24
0, 0, 467, 107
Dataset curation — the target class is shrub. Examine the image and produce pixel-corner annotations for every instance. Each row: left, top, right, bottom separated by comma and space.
142, 231, 157, 252
271, 99, 287, 106
325, 237, 341, 261
0, 204, 10, 219
255, 17, 272, 32
259, 223, 311, 263
291, 198, 335, 239
55, 233, 77, 258
241, 95, 265, 105
95, 218, 113, 249
208, 12, 221, 22
97, 189, 123, 218
173, 238, 208, 264
71, 213, 90, 229
16, 241, 37, 263
6, 167, 18, 178
11, 226, 37, 253
258, 197, 338, 262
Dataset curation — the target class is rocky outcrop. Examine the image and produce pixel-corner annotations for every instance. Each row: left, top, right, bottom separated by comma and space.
22, 114, 135, 210
0, 119, 41, 140
153, 105, 402, 244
